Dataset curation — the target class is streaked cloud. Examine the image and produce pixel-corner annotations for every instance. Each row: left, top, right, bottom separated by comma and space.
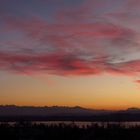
0, 0, 140, 82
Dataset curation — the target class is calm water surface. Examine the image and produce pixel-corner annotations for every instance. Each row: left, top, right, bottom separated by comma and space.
1, 121, 140, 128
34, 121, 140, 128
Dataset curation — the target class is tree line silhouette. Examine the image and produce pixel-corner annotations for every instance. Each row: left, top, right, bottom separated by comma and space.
1, 122, 140, 140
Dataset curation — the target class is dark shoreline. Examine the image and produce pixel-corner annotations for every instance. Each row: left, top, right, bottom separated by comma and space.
1, 121, 140, 140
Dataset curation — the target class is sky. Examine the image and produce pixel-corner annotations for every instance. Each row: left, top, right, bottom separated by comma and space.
0, 0, 140, 109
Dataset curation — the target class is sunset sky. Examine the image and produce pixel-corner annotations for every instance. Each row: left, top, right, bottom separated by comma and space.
0, 0, 140, 110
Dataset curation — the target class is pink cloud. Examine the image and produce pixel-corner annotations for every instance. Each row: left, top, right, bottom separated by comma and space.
0, 0, 140, 85
0, 49, 140, 78
135, 80, 140, 84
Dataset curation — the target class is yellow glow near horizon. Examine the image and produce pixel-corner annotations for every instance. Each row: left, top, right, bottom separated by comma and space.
0, 71, 140, 110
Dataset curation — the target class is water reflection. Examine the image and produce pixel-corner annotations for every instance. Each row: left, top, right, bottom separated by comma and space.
1, 121, 140, 128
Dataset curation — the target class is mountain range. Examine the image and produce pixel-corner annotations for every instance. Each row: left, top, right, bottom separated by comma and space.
0, 105, 140, 121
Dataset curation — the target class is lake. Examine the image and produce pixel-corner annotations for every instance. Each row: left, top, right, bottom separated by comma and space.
1, 121, 140, 128
33, 121, 140, 128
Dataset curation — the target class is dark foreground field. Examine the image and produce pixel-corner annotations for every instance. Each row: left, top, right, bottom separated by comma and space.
1, 122, 140, 140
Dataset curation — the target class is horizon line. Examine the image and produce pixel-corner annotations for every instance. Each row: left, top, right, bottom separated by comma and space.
0, 104, 139, 111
